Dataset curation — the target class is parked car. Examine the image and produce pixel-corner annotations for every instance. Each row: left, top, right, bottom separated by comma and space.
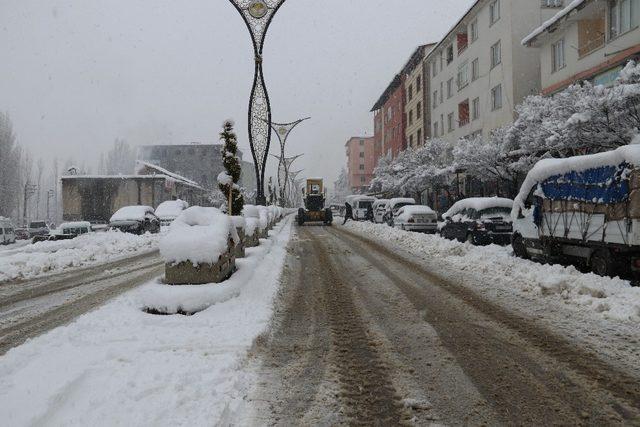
59, 221, 92, 236
0, 217, 16, 245
384, 198, 416, 225
155, 199, 189, 226
440, 197, 513, 245
14, 228, 29, 240
511, 145, 640, 279
345, 195, 377, 220
372, 199, 389, 223
393, 205, 438, 233
28, 220, 49, 238
109, 206, 160, 235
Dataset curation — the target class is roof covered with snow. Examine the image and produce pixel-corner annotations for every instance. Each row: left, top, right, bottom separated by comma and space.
444, 197, 514, 218
135, 160, 203, 189
110, 206, 155, 223
59, 221, 92, 229
389, 197, 416, 207
399, 205, 435, 215
522, 0, 586, 46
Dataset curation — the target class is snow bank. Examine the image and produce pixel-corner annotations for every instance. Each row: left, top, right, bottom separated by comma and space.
231, 215, 246, 231
0, 231, 159, 282
343, 221, 640, 323
155, 199, 188, 219
443, 197, 513, 218
400, 205, 435, 215
0, 217, 294, 426
110, 206, 155, 222
513, 145, 640, 214
160, 207, 238, 265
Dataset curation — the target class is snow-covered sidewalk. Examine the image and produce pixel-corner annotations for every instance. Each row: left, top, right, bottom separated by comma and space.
0, 216, 293, 426
0, 231, 160, 282
342, 221, 640, 376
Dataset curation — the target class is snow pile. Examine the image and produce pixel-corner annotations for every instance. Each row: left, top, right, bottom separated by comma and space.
110, 206, 155, 222
155, 200, 188, 219
399, 205, 435, 216
160, 207, 238, 265
256, 206, 269, 230
217, 171, 233, 186
443, 197, 513, 219
0, 231, 159, 282
343, 221, 640, 323
0, 217, 294, 425
231, 215, 246, 232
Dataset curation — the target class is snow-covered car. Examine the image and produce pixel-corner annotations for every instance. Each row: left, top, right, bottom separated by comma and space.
385, 198, 416, 225
440, 197, 513, 245
59, 221, 92, 236
393, 205, 438, 233
14, 228, 29, 240
345, 195, 377, 220
372, 199, 389, 223
512, 145, 640, 279
109, 206, 160, 235
0, 217, 16, 245
155, 199, 189, 226
28, 220, 49, 238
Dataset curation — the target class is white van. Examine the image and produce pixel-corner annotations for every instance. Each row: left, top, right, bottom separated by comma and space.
0, 217, 16, 245
346, 195, 377, 220
372, 199, 389, 223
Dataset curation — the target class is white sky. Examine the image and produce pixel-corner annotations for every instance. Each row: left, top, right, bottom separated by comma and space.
0, 0, 474, 183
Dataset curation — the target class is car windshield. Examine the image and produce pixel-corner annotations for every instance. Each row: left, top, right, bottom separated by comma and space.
393, 202, 413, 211
30, 222, 46, 228
359, 201, 373, 209
478, 207, 511, 218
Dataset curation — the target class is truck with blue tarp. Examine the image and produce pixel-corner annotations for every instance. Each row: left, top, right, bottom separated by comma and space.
511, 145, 640, 279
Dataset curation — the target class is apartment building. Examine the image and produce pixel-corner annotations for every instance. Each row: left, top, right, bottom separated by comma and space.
425, 0, 561, 142
523, 0, 640, 94
404, 44, 435, 149
345, 136, 376, 192
371, 74, 405, 159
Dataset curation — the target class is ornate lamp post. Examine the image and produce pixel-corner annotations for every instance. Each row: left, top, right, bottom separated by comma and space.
270, 153, 303, 206
228, 0, 286, 205
265, 117, 310, 203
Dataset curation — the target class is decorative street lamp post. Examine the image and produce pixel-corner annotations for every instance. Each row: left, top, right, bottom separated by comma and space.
270, 153, 303, 206
265, 117, 310, 204
228, 0, 286, 205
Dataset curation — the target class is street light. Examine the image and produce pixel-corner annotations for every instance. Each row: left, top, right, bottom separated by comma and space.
228, 0, 286, 205
270, 153, 303, 206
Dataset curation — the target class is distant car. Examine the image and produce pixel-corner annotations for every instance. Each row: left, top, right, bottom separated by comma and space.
440, 197, 513, 245
0, 217, 16, 245
393, 205, 438, 233
155, 199, 189, 226
109, 206, 160, 235
59, 221, 92, 236
28, 220, 49, 238
14, 228, 29, 240
372, 199, 389, 223
385, 198, 416, 226
345, 195, 377, 221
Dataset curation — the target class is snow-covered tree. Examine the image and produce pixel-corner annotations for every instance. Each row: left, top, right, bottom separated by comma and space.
0, 112, 22, 218
101, 138, 136, 175
331, 167, 350, 203
217, 120, 244, 215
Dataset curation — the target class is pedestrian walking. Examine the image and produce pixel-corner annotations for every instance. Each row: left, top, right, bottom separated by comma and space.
343, 202, 353, 225
365, 204, 374, 222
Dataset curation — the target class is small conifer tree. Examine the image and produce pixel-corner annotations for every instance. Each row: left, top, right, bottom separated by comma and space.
218, 120, 244, 215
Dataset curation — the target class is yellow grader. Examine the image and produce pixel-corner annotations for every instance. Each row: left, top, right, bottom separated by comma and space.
297, 178, 333, 226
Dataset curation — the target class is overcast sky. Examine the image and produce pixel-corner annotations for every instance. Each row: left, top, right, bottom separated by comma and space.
0, 0, 473, 184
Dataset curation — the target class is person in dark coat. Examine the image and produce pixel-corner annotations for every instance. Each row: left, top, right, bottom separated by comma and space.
343, 202, 354, 225
365, 204, 374, 222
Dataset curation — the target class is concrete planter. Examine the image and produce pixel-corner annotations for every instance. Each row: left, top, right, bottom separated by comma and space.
244, 232, 259, 248
234, 227, 246, 258
165, 239, 236, 285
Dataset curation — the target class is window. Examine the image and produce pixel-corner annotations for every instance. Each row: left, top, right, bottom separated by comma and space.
542, 0, 563, 7
472, 58, 479, 81
433, 90, 438, 108
359, 152, 365, 158
416, 75, 422, 92
447, 112, 455, 132
447, 78, 454, 98
439, 51, 444, 71
408, 84, 413, 101
359, 164, 365, 170
416, 101, 422, 118
433, 121, 439, 137
359, 139, 364, 145
490, 0, 500, 25
458, 99, 470, 126
609, 0, 639, 39
360, 176, 366, 183
417, 129, 422, 145
551, 38, 565, 72
446, 45, 454, 64
409, 134, 414, 147
409, 110, 414, 126
491, 84, 502, 110
439, 82, 443, 103
440, 114, 444, 136
432, 61, 437, 77
470, 19, 478, 42
457, 31, 468, 53
457, 62, 469, 89
490, 40, 501, 68
472, 97, 480, 120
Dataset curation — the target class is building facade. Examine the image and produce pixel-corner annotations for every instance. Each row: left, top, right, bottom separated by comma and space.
404, 44, 436, 149
371, 74, 406, 160
345, 136, 376, 193
137, 143, 256, 192
424, 0, 560, 142
523, 0, 640, 94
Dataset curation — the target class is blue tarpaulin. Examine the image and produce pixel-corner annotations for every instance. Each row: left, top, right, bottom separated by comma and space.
540, 162, 631, 204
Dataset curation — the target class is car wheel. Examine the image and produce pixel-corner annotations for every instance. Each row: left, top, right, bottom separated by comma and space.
512, 234, 529, 259
591, 249, 614, 277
